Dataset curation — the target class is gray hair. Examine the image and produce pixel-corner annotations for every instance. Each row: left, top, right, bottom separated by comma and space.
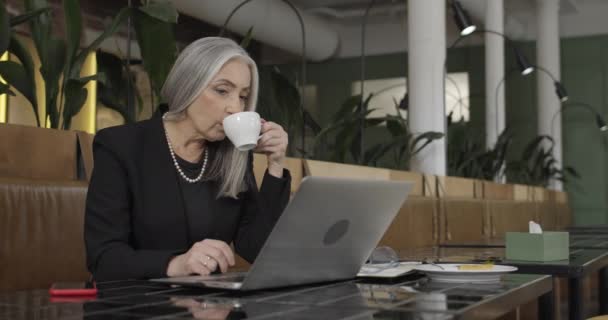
161, 37, 259, 199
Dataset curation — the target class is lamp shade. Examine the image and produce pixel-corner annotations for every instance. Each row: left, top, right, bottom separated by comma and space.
399, 93, 409, 110
514, 48, 534, 76
451, 1, 476, 36
554, 81, 569, 102
595, 115, 608, 131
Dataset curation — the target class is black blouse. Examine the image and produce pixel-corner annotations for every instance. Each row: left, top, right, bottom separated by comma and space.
84, 116, 291, 281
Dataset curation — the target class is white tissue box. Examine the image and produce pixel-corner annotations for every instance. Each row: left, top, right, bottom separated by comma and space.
506, 232, 569, 261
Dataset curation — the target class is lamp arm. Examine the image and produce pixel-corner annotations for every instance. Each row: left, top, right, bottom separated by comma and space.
493, 68, 520, 140
218, 0, 254, 37
447, 29, 512, 51
219, 0, 307, 157
550, 102, 604, 139
533, 65, 558, 82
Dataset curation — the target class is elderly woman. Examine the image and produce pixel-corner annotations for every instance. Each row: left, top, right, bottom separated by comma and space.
85, 37, 290, 281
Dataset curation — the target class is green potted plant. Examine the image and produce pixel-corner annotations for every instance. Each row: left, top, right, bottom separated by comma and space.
506, 135, 579, 187
313, 94, 443, 170
447, 120, 512, 181
0, 0, 179, 129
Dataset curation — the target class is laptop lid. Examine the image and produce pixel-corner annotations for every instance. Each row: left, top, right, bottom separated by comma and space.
153, 176, 412, 291
240, 176, 412, 290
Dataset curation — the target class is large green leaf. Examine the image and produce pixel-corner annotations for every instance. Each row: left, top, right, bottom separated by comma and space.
0, 0, 9, 54
9, 7, 51, 27
9, 35, 39, 119
564, 166, 580, 179
61, 74, 103, 129
412, 131, 444, 155
63, 0, 82, 72
240, 26, 254, 49
0, 82, 15, 96
96, 50, 137, 122
98, 84, 134, 123
138, 0, 179, 23
70, 7, 129, 80
0, 61, 35, 108
62, 79, 88, 129
385, 117, 406, 137
269, 67, 301, 128
24, 0, 51, 66
331, 94, 373, 124
40, 37, 66, 128
303, 109, 321, 135
133, 7, 177, 102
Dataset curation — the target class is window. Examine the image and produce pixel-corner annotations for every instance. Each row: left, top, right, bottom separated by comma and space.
351, 72, 470, 122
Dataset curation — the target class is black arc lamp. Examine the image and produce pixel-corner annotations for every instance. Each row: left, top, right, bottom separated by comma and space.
451, 0, 477, 36
514, 47, 534, 76
533, 65, 569, 102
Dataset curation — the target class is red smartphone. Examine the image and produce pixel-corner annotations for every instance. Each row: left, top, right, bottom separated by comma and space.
49, 281, 97, 296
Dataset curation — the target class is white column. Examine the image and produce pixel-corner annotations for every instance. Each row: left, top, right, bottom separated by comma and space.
536, 0, 562, 190
407, 0, 446, 175
485, 0, 505, 149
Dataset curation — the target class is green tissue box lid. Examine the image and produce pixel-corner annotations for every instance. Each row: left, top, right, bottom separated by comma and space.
506, 232, 569, 262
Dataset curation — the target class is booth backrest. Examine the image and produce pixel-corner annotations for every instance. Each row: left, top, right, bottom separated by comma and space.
0, 178, 89, 292
0, 124, 78, 180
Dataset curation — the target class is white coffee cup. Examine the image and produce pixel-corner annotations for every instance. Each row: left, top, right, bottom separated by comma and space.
222, 111, 261, 151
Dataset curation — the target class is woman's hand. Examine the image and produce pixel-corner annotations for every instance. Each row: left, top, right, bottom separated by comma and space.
166, 239, 235, 277
255, 119, 288, 178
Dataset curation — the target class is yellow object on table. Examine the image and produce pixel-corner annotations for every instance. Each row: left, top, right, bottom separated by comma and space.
457, 264, 494, 271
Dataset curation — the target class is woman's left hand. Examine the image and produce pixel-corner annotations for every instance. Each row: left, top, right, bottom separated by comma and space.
255, 119, 288, 178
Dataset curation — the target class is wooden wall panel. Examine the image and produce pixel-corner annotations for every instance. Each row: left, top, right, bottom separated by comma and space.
378, 196, 438, 249
489, 201, 537, 239
440, 198, 488, 244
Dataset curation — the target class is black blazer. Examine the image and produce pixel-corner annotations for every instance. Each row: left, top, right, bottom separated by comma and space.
84, 116, 291, 281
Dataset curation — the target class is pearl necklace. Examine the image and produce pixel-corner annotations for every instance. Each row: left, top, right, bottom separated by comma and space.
163, 125, 209, 183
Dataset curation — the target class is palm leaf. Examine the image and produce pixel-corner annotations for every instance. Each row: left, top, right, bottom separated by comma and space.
8, 34, 39, 125
0, 0, 9, 54
62, 73, 106, 129
137, 0, 178, 23
0, 82, 15, 96
63, 0, 82, 70
412, 131, 444, 155
240, 26, 254, 49
133, 6, 177, 102
70, 7, 129, 79
0, 61, 36, 115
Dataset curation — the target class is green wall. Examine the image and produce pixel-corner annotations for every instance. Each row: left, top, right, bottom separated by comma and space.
278, 34, 608, 225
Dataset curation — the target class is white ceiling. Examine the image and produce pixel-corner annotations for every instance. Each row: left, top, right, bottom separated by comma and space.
288, 0, 608, 58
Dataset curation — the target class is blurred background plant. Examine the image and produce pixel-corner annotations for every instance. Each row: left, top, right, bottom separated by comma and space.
0, 0, 178, 128
0, 0, 51, 127
506, 135, 580, 187
447, 119, 512, 181
312, 94, 443, 170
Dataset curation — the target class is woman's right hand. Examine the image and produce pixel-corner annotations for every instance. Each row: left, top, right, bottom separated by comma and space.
166, 239, 235, 277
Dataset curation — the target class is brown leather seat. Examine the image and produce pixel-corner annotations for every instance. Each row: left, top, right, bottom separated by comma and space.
0, 178, 89, 292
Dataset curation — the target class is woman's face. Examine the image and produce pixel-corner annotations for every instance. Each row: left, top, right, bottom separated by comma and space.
186, 58, 252, 142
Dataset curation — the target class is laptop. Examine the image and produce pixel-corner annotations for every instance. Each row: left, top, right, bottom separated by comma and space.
152, 176, 413, 291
